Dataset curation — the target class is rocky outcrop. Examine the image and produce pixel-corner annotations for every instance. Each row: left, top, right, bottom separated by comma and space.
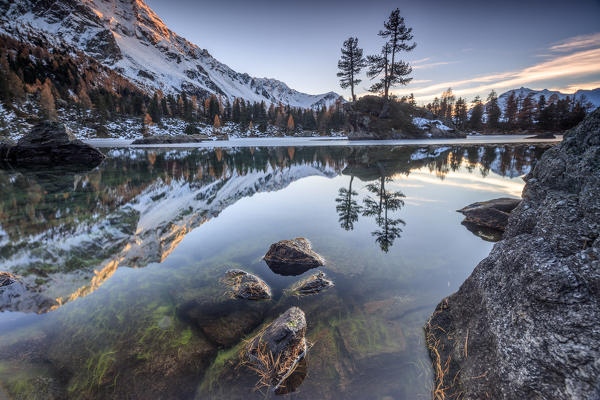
131, 134, 208, 144
245, 307, 308, 390
458, 197, 521, 232
1, 122, 105, 166
264, 238, 325, 276
346, 96, 466, 140
222, 269, 271, 300
425, 109, 600, 399
289, 271, 334, 296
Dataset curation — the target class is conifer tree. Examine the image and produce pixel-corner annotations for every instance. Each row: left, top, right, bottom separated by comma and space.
518, 93, 535, 130
337, 37, 366, 102
368, 9, 416, 100
504, 92, 518, 129
485, 90, 501, 129
468, 96, 484, 131
453, 97, 468, 129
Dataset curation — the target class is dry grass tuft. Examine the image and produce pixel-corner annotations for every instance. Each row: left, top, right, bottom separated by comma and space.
240, 333, 307, 392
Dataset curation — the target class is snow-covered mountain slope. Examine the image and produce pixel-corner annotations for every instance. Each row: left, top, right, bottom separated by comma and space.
498, 87, 600, 110
0, 0, 341, 109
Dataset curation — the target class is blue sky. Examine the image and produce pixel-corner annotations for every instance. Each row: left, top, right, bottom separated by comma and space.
146, 0, 600, 103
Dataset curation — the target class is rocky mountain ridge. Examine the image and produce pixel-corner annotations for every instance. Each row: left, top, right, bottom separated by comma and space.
0, 0, 341, 109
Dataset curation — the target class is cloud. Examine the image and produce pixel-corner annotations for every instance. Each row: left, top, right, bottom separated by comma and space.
412, 61, 457, 70
391, 47, 600, 101
549, 32, 600, 52
410, 79, 432, 84
410, 57, 431, 64
548, 80, 600, 93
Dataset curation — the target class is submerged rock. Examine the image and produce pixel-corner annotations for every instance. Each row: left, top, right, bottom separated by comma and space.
264, 238, 325, 276
131, 134, 208, 144
222, 269, 271, 300
426, 109, 600, 398
1, 121, 105, 166
458, 197, 521, 232
177, 298, 267, 347
246, 307, 308, 390
289, 271, 334, 296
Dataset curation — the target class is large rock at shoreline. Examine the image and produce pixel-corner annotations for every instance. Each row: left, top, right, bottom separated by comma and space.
264, 238, 325, 276
1, 122, 105, 166
458, 197, 521, 231
425, 109, 600, 398
131, 134, 208, 144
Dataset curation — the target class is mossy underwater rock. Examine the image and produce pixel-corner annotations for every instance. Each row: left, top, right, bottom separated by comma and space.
222, 269, 271, 300
264, 237, 325, 276
288, 271, 334, 296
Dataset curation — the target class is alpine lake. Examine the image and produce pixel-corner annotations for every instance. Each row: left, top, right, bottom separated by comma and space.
0, 140, 554, 399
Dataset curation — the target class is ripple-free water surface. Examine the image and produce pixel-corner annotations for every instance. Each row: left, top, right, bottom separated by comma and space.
0, 144, 550, 399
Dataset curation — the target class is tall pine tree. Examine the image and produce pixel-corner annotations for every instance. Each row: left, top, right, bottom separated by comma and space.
369, 8, 416, 100
337, 37, 366, 102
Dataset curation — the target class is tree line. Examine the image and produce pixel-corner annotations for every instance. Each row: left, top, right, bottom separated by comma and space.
423, 88, 590, 132
0, 33, 346, 135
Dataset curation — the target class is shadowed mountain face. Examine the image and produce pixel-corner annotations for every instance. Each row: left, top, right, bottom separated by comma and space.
0, 144, 549, 313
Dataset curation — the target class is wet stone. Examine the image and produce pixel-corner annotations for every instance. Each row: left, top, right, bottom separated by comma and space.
290, 271, 334, 296
223, 269, 271, 300
458, 197, 521, 232
264, 237, 325, 276
246, 307, 308, 390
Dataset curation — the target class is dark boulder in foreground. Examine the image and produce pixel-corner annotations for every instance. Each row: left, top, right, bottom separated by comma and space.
458, 197, 521, 232
289, 271, 334, 296
1, 122, 105, 167
222, 269, 271, 300
245, 307, 307, 390
131, 134, 208, 144
264, 238, 325, 276
425, 108, 600, 399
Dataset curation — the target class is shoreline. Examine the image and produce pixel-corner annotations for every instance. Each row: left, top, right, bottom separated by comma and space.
85, 134, 563, 148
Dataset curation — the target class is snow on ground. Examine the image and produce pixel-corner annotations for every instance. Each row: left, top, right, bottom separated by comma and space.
413, 117, 453, 131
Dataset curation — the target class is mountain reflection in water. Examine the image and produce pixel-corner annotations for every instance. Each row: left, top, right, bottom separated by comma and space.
0, 143, 549, 399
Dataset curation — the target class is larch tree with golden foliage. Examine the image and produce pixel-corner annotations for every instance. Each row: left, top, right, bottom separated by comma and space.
287, 114, 295, 132
39, 78, 57, 121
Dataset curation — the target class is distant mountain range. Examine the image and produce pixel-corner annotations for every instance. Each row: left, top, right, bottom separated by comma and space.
497, 87, 600, 110
0, 0, 342, 109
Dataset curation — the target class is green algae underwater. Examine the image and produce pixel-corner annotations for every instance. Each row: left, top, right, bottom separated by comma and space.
0, 144, 548, 399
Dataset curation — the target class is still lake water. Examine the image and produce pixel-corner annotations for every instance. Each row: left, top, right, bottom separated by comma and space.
0, 144, 549, 399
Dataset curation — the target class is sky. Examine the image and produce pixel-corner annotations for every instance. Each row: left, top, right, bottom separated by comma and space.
146, 0, 600, 104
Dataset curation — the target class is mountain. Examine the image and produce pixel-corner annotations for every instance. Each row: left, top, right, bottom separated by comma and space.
0, 0, 342, 109
497, 87, 600, 110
